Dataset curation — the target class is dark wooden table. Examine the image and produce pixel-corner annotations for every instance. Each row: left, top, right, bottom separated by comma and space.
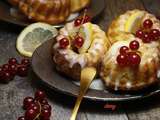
0, 0, 160, 120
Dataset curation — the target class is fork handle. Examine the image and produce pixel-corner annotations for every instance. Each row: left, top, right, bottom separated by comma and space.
69, 93, 84, 120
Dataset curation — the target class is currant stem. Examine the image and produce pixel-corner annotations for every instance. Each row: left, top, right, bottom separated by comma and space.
81, 9, 87, 25
33, 101, 41, 120
76, 9, 88, 36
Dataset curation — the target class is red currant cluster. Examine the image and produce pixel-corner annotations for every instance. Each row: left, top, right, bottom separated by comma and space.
0, 58, 30, 83
18, 90, 52, 120
59, 13, 91, 50
59, 36, 84, 49
59, 15, 90, 49
136, 19, 160, 43
116, 40, 141, 67
74, 15, 91, 27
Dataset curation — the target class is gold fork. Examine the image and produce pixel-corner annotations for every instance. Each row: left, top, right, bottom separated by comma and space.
70, 67, 96, 120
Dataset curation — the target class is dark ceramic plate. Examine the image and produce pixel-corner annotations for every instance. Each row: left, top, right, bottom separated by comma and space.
32, 39, 160, 102
0, 0, 105, 28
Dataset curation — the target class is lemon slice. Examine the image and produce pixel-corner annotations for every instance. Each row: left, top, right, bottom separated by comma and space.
16, 22, 58, 57
125, 11, 145, 33
78, 23, 93, 53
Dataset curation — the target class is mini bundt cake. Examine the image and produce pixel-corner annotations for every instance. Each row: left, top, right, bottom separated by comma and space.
18, 0, 71, 24
101, 9, 160, 91
7, 0, 91, 24
107, 9, 160, 44
52, 18, 109, 80
100, 38, 160, 91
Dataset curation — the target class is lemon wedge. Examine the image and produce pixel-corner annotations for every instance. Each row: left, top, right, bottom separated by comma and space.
16, 22, 58, 57
125, 11, 145, 33
78, 23, 93, 53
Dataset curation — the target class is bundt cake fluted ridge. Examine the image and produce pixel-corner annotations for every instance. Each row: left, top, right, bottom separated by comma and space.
18, 0, 71, 24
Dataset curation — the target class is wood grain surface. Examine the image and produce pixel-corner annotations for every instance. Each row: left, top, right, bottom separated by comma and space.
0, 0, 160, 120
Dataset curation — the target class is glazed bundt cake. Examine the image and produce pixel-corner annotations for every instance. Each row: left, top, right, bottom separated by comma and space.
107, 9, 160, 44
18, 0, 71, 24
100, 9, 160, 91
52, 18, 109, 80
100, 38, 160, 91
7, 0, 91, 24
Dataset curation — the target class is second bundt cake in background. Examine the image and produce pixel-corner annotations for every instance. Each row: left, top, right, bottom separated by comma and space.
18, 0, 71, 24
107, 10, 160, 44
7, 0, 91, 24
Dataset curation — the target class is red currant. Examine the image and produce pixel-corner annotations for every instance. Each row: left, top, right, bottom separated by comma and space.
8, 58, 17, 65
42, 104, 52, 111
74, 18, 82, 27
18, 116, 25, 120
59, 38, 69, 49
83, 15, 91, 23
74, 36, 84, 48
143, 19, 153, 29
28, 103, 40, 113
150, 29, 160, 40
40, 109, 51, 120
142, 32, 151, 43
21, 58, 30, 67
129, 40, 139, 50
128, 52, 141, 66
2, 64, 10, 71
40, 99, 48, 105
116, 54, 128, 67
9, 64, 18, 76
23, 97, 34, 109
35, 90, 46, 101
25, 108, 38, 120
17, 65, 28, 77
2, 71, 13, 83
136, 30, 144, 39
119, 46, 129, 54
27, 102, 36, 109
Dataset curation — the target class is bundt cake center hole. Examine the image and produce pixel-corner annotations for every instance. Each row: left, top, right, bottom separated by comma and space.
72, 46, 79, 53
